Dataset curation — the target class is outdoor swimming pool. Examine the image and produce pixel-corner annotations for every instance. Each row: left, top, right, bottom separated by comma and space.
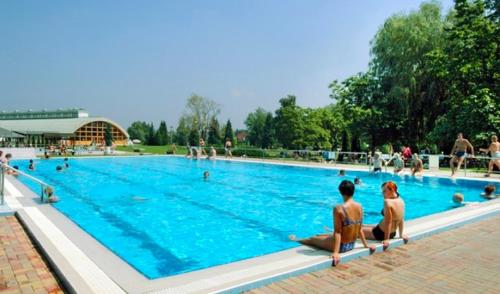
12, 156, 497, 279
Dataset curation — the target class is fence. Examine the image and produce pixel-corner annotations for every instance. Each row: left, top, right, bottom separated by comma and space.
184, 146, 499, 176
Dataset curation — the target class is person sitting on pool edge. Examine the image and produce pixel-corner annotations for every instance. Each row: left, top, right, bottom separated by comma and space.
44, 186, 59, 203
362, 181, 409, 249
481, 185, 498, 200
289, 180, 375, 266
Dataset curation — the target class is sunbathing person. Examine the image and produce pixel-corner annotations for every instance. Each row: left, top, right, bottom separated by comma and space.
362, 181, 408, 249
289, 180, 375, 266
479, 135, 500, 177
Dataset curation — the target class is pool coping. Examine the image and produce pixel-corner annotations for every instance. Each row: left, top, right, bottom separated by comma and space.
3, 156, 500, 293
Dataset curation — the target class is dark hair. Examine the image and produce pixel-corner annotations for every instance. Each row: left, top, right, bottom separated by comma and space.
29, 160, 33, 163
56, 166, 63, 171
338, 180, 355, 197
5, 153, 12, 159
13, 165, 19, 170
485, 185, 496, 194
64, 158, 68, 161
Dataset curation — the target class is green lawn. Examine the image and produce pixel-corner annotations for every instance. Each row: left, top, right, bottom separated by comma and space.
116, 144, 188, 155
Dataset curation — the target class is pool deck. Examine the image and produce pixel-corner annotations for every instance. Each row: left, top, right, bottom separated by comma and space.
250, 215, 500, 294
0, 155, 499, 293
0, 216, 64, 294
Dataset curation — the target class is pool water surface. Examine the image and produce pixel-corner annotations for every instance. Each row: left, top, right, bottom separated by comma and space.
12, 156, 497, 278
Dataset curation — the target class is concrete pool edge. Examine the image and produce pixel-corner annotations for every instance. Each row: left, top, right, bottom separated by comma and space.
3, 160, 500, 293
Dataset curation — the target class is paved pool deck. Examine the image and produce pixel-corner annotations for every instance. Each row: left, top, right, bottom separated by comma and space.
250, 215, 500, 294
0, 216, 64, 294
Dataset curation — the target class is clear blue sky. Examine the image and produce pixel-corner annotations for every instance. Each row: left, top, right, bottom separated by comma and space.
0, 0, 454, 129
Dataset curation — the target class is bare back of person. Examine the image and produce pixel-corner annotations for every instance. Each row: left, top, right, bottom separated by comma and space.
290, 201, 363, 251
379, 198, 405, 234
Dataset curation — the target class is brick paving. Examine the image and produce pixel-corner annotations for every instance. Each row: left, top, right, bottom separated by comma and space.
0, 216, 64, 294
250, 215, 500, 294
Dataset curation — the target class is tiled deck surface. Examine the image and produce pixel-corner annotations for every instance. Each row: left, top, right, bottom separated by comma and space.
0, 216, 64, 294
250, 215, 500, 294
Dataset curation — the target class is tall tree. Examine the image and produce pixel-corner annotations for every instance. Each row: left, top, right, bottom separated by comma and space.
262, 113, 275, 149
127, 121, 149, 143
145, 123, 157, 145
224, 119, 235, 145
188, 127, 199, 146
245, 107, 269, 147
156, 121, 168, 146
370, 1, 447, 145
274, 95, 304, 149
175, 117, 190, 146
207, 117, 221, 145
104, 123, 114, 147
183, 94, 220, 142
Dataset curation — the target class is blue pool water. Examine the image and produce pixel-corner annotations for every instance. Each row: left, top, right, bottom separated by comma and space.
12, 156, 497, 279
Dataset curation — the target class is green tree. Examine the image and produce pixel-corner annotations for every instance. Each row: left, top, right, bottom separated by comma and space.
184, 94, 220, 141
145, 123, 157, 145
262, 113, 275, 149
274, 95, 304, 149
104, 123, 113, 147
156, 121, 168, 145
224, 119, 235, 145
370, 1, 448, 145
127, 121, 149, 143
245, 107, 269, 147
428, 0, 499, 149
207, 117, 221, 145
188, 127, 199, 146
175, 117, 190, 146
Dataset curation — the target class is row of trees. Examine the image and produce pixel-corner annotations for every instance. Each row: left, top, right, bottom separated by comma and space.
127, 95, 235, 147
246, 0, 499, 153
128, 0, 498, 153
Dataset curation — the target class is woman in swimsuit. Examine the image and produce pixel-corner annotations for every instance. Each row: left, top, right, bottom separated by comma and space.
289, 180, 375, 265
362, 181, 408, 249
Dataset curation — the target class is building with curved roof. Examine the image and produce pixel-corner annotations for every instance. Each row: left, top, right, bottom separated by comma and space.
0, 109, 129, 146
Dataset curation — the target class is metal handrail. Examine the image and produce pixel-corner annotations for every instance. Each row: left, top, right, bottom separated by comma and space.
1, 163, 52, 202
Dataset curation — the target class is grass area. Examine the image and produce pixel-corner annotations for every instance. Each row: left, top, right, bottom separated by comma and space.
116, 144, 188, 155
